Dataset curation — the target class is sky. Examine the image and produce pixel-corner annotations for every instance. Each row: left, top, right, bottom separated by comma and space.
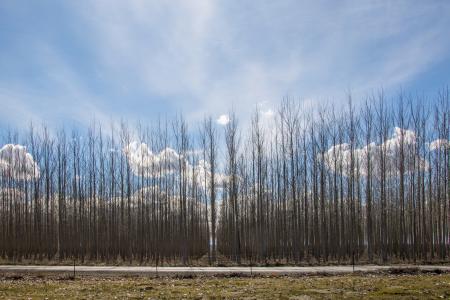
0, 0, 450, 131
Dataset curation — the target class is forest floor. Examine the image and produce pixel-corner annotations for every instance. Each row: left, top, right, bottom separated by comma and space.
0, 271, 449, 299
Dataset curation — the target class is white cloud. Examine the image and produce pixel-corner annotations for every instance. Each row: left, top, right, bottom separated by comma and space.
124, 141, 228, 189
429, 139, 450, 151
384, 127, 417, 151
76, 1, 450, 126
216, 114, 230, 126
262, 109, 274, 118
192, 159, 228, 189
123, 142, 180, 177
323, 127, 429, 177
0, 144, 40, 180
1, 1, 450, 129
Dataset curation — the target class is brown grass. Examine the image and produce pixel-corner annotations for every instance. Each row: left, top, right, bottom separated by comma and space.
0, 272, 449, 299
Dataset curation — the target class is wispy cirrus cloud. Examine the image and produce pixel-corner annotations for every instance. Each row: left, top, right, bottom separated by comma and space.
0, 1, 449, 130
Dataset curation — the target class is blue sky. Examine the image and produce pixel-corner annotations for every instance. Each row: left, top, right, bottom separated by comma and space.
0, 1, 449, 130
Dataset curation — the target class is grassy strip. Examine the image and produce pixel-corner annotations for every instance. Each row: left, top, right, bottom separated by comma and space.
0, 273, 449, 299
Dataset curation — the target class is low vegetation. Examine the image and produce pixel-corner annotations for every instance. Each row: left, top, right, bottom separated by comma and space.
0, 272, 449, 299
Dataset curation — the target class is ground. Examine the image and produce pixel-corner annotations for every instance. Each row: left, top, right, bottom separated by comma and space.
0, 272, 449, 299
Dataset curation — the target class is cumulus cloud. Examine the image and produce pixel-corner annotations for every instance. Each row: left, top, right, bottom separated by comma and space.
0, 144, 40, 180
429, 139, 450, 151
192, 159, 228, 189
323, 127, 429, 177
123, 141, 180, 177
216, 114, 230, 126
123, 141, 228, 191
384, 127, 417, 150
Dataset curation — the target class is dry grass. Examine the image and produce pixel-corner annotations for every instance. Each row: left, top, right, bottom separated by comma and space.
0, 272, 449, 299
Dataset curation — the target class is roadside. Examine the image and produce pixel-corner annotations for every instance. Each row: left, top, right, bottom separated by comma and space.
0, 264, 449, 276
1, 272, 449, 299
